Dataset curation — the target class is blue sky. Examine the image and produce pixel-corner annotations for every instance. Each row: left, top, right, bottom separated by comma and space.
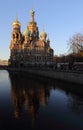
0, 0, 83, 60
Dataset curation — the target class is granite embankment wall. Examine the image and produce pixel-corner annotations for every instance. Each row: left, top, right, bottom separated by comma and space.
8, 68, 83, 85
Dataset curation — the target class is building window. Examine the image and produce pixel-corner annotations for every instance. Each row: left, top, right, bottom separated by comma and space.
16, 33, 18, 39
13, 34, 15, 39
45, 56, 47, 61
35, 56, 36, 61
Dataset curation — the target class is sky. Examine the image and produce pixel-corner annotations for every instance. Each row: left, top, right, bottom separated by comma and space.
0, 0, 83, 60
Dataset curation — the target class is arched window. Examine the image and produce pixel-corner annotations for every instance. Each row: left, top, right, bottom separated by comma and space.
13, 34, 15, 39
16, 33, 18, 39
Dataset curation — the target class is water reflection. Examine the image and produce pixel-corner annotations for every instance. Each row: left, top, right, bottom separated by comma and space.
55, 81, 83, 114
9, 73, 53, 120
68, 94, 83, 114
8, 72, 83, 129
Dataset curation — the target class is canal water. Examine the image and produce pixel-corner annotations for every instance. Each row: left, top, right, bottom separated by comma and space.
0, 70, 83, 130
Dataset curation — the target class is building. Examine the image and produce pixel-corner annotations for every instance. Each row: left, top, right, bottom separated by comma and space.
9, 9, 54, 67
0, 59, 8, 66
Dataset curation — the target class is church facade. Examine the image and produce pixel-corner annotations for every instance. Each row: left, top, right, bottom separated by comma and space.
9, 9, 54, 67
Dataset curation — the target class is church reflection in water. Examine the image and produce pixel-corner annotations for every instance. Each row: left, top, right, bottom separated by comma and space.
9, 72, 83, 117
8, 72, 83, 130
9, 73, 54, 120
0, 69, 83, 130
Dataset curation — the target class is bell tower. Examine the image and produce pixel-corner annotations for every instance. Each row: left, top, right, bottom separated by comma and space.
12, 17, 22, 44
10, 17, 22, 51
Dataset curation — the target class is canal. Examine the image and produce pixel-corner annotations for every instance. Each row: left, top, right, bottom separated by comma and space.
0, 70, 83, 130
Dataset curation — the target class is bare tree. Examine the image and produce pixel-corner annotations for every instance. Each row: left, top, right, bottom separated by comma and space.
68, 33, 83, 54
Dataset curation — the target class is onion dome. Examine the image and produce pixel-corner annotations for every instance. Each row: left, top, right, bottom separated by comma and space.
40, 31, 47, 38
23, 29, 29, 36
12, 17, 21, 28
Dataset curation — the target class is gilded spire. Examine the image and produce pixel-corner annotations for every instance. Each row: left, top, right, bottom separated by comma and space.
16, 14, 18, 22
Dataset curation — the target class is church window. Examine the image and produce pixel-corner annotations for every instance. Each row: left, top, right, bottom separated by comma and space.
16, 33, 18, 39
13, 34, 15, 39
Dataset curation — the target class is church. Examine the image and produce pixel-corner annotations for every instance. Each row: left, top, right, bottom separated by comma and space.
9, 9, 54, 67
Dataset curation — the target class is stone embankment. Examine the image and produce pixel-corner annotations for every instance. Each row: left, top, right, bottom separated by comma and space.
8, 68, 83, 85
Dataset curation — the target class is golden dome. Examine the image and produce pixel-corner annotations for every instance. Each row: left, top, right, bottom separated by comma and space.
12, 18, 21, 27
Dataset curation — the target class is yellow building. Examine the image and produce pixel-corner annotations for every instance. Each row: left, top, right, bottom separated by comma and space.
9, 9, 54, 67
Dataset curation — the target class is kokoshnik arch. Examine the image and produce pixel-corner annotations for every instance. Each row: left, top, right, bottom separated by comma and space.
9, 9, 54, 67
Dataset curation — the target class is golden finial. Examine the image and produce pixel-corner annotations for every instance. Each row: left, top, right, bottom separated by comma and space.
30, 5, 35, 15
16, 14, 18, 21
32, 4, 34, 11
